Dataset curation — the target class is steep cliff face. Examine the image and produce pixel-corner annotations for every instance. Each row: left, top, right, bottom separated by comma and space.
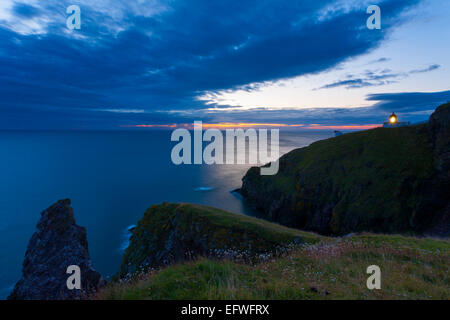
429, 103, 450, 178
8, 199, 104, 300
428, 103, 450, 234
117, 203, 323, 279
240, 103, 450, 236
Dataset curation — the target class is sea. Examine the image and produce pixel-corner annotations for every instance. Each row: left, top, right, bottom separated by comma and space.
0, 130, 332, 298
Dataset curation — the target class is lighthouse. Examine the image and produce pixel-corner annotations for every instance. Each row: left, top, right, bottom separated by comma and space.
388, 112, 397, 124
383, 112, 410, 128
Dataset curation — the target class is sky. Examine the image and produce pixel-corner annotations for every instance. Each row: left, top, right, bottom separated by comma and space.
0, 0, 449, 130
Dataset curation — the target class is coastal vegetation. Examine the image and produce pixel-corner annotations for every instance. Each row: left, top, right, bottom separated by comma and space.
10, 103, 450, 300
99, 203, 449, 300
239, 103, 450, 236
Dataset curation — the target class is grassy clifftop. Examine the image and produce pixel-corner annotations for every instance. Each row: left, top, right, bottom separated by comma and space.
240, 104, 450, 236
100, 204, 449, 299
117, 203, 324, 279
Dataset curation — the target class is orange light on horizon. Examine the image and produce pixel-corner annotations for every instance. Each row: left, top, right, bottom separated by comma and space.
199, 122, 305, 129
121, 123, 382, 130
121, 124, 178, 128
304, 124, 383, 130
122, 123, 306, 129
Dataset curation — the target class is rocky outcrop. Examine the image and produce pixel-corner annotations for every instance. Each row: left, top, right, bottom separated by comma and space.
8, 199, 105, 300
240, 103, 450, 236
429, 103, 450, 178
428, 103, 450, 235
117, 202, 322, 279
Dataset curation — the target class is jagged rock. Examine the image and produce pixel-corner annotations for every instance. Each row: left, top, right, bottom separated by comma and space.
8, 199, 105, 300
240, 103, 450, 236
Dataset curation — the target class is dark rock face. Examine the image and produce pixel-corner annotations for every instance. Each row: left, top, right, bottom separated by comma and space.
8, 199, 105, 300
240, 103, 450, 236
429, 103, 450, 179
428, 103, 450, 235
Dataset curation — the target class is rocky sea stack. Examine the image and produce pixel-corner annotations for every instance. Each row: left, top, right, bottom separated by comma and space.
8, 199, 104, 300
239, 103, 450, 236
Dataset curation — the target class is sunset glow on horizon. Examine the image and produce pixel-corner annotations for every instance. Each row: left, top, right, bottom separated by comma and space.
122, 123, 383, 131
304, 124, 383, 130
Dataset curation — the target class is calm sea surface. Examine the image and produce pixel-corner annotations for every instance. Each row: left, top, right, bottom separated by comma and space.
0, 130, 332, 298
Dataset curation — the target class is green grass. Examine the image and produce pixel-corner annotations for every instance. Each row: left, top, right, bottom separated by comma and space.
173, 203, 323, 243
98, 233, 449, 300
116, 203, 325, 279
346, 233, 450, 252
100, 203, 449, 300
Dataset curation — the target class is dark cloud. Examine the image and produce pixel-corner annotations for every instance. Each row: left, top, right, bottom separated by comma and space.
319, 79, 377, 89
12, 3, 42, 18
0, 0, 422, 129
318, 68, 402, 89
366, 90, 450, 112
319, 63, 441, 90
369, 57, 391, 64
409, 64, 440, 74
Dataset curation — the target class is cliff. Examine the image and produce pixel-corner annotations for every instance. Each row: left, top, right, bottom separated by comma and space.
117, 202, 323, 279
239, 103, 450, 236
10, 200, 449, 300
102, 230, 450, 300
105, 203, 448, 300
8, 199, 105, 300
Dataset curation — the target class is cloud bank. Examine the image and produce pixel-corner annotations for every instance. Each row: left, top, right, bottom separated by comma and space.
1, 0, 442, 129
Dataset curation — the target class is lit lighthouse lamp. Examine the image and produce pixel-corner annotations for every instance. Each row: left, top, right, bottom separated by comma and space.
383, 112, 410, 128
389, 113, 398, 124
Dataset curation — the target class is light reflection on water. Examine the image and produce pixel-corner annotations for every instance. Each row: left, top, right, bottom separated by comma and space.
0, 129, 332, 297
